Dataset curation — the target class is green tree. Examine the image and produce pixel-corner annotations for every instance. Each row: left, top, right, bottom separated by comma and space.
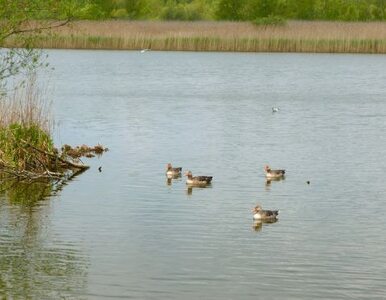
215, 0, 245, 20
0, 0, 74, 92
294, 0, 315, 19
256, 0, 278, 17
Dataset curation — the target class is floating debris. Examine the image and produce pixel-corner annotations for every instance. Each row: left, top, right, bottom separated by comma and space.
61, 144, 108, 159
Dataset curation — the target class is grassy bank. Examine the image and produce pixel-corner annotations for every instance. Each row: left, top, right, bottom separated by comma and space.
6, 20, 386, 53
0, 78, 55, 174
0, 78, 105, 181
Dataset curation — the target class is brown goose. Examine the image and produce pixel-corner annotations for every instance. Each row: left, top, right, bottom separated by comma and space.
184, 171, 212, 186
166, 163, 182, 176
252, 205, 279, 221
264, 165, 285, 179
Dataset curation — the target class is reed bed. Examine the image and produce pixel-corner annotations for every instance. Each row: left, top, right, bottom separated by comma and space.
0, 78, 107, 179
0, 78, 52, 134
0, 78, 56, 174
6, 20, 386, 53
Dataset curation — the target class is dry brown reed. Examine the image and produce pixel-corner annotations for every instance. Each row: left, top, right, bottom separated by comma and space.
0, 77, 52, 134
6, 20, 386, 53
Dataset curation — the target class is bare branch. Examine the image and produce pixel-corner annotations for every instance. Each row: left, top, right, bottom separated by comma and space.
2, 18, 71, 40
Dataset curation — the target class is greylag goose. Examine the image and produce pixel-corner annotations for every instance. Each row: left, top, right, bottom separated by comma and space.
264, 165, 285, 179
252, 205, 279, 221
166, 163, 182, 176
184, 171, 212, 186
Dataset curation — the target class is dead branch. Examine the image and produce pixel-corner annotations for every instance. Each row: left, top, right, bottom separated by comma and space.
20, 139, 90, 170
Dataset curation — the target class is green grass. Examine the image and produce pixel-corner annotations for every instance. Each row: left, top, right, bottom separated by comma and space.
0, 77, 56, 174
253, 16, 287, 26
0, 123, 55, 171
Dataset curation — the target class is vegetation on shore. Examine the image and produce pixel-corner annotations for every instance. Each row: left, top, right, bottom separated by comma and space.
12, 20, 386, 54
47, 0, 386, 22
0, 0, 108, 184
0, 78, 108, 182
2, 1, 386, 54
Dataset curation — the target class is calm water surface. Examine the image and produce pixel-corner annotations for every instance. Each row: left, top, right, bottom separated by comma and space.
1, 50, 386, 299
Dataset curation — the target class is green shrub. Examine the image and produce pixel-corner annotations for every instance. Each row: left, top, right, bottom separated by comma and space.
253, 15, 286, 26
0, 123, 54, 171
110, 8, 129, 19
77, 3, 107, 20
160, 2, 203, 21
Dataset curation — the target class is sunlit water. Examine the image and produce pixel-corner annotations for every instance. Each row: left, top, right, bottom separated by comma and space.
1, 50, 386, 299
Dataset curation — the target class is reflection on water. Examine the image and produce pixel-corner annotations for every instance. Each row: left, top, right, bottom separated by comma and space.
0, 180, 88, 299
166, 173, 182, 186
186, 184, 212, 196
0, 179, 53, 206
265, 177, 285, 191
252, 219, 279, 232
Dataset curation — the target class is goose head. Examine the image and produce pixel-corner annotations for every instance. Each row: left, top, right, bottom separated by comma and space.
252, 205, 262, 214
184, 171, 193, 178
166, 163, 172, 170
264, 165, 271, 172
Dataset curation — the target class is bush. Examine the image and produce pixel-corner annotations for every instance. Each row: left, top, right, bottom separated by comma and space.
0, 123, 54, 171
110, 8, 129, 19
253, 15, 286, 26
160, 3, 203, 20
77, 3, 107, 20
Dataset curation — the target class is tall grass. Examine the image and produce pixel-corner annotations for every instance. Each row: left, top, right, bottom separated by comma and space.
0, 77, 54, 172
7, 20, 386, 53
0, 77, 52, 133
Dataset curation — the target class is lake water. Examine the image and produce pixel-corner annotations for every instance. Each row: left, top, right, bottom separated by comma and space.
1, 50, 386, 299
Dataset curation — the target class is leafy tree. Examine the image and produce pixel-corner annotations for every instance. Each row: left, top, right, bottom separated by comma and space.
0, 0, 74, 93
215, 0, 245, 20
255, 0, 278, 18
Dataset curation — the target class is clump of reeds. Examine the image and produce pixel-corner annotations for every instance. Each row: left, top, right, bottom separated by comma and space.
0, 77, 107, 181
0, 77, 55, 173
0, 76, 52, 133
14, 20, 386, 54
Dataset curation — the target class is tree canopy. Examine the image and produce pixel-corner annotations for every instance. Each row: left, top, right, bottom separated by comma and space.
39, 0, 386, 21
0, 0, 75, 92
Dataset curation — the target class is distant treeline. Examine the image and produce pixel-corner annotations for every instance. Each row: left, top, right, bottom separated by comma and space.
70, 0, 386, 21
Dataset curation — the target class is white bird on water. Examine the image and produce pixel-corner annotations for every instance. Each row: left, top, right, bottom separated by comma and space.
140, 49, 150, 53
272, 107, 280, 113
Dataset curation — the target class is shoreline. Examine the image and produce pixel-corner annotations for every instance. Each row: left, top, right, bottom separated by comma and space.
5, 20, 386, 54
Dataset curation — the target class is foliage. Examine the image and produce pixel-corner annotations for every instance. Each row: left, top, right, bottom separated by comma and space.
160, 0, 204, 20
46, 0, 386, 22
0, 123, 54, 171
253, 15, 287, 26
0, 0, 78, 93
0, 74, 57, 175
0, 49, 44, 94
215, 0, 245, 20
77, 3, 107, 19
1, 0, 386, 23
